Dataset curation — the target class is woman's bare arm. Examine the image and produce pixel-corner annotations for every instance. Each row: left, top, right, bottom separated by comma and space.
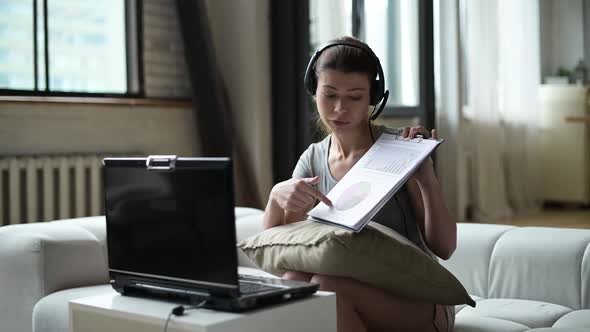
262, 199, 315, 230
402, 127, 457, 259
407, 174, 457, 260
262, 176, 331, 230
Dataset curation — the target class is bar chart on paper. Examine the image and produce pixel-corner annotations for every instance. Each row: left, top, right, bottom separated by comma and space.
362, 144, 420, 175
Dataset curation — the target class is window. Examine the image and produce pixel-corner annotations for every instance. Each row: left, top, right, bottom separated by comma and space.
0, 0, 140, 96
309, 0, 434, 126
364, 0, 420, 107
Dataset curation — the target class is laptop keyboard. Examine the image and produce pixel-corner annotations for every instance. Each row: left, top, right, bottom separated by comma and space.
238, 280, 278, 294
238, 274, 287, 294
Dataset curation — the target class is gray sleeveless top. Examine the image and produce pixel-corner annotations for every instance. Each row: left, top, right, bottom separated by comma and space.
293, 125, 431, 253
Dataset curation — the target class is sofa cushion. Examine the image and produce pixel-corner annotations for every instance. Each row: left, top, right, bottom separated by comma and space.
239, 220, 475, 306
489, 227, 590, 310
32, 285, 112, 332
582, 244, 590, 309
527, 329, 590, 332
235, 207, 266, 220
454, 315, 530, 332
552, 310, 590, 328
456, 298, 572, 329
440, 224, 515, 299
456, 294, 484, 314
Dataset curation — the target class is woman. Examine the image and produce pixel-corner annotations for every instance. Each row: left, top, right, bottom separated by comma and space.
262, 36, 456, 332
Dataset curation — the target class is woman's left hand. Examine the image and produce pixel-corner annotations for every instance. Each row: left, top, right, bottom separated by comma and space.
402, 126, 437, 185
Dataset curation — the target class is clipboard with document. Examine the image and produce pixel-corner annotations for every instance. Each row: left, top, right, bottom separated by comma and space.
308, 133, 445, 232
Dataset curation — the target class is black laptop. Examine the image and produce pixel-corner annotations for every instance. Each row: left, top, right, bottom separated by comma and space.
103, 155, 319, 311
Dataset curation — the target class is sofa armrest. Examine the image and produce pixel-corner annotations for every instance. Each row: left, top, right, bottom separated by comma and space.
0, 208, 264, 332
0, 217, 108, 332
235, 209, 265, 242
235, 207, 265, 268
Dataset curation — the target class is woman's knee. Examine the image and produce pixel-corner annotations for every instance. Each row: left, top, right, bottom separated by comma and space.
282, 270, 313, 282
310, 274, 348, 292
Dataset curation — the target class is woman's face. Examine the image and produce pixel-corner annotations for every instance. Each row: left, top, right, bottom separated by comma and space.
315, 69, 371, 134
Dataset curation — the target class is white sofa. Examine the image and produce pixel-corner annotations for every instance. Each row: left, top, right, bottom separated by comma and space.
1, 207, 589, 332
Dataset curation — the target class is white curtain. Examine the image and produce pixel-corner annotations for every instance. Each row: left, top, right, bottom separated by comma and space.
498, 0, 543, 213
464, 0, 542, 221
309, 0, 352, 48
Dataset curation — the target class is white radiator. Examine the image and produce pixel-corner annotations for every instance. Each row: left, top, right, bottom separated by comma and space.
0, 154, 130, 225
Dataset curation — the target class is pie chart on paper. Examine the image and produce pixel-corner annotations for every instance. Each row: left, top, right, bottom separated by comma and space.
335, 181, 372, 211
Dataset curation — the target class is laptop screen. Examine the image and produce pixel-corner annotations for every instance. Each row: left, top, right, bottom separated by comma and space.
103, 157, 239, 290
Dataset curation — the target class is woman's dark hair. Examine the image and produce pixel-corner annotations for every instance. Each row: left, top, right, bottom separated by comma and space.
313, 36, 378, 82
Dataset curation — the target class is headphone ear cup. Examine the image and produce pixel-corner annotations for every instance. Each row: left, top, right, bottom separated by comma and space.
306, 75, 317, 96
304, 69, 315, 96
370, 79, 381, 106
304, 51, 321, 96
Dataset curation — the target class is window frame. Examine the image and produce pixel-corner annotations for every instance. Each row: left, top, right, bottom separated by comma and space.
352, 0, 435, 129
0, 0, 144, 98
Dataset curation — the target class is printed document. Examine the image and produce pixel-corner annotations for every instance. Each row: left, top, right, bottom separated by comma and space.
308, 133, 444, 232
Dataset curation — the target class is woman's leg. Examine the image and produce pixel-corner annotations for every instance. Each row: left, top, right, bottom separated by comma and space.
310, 274, 449, 332
283, 271, 367, 332
282, 272, 448, 331
282, 271, 313, 282
333, 291, 367, 332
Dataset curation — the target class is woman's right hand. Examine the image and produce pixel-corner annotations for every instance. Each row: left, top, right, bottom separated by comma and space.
270, 176, 332, 214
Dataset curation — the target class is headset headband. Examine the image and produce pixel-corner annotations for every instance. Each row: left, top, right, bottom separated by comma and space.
304, 40, 390, 120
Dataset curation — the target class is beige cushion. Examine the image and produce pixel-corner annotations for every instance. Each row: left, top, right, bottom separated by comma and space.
238, 221, 475, 306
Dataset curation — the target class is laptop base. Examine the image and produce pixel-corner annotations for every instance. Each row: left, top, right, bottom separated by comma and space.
112, 274, 319, 312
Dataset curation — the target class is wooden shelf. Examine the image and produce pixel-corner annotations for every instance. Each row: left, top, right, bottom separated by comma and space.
565, 116, 590, 124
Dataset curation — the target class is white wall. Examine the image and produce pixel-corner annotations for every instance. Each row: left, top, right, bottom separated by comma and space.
540, 0, 585, 78
0, 102, 198, 156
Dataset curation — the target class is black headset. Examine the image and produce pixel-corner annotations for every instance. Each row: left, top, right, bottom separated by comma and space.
304, 40, 390, 120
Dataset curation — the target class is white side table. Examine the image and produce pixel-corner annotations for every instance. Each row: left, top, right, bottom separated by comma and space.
69, 290, 336, 332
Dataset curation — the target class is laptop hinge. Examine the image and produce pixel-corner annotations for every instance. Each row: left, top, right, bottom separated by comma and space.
134, 282, 211, 297
146, 155, 177, 170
